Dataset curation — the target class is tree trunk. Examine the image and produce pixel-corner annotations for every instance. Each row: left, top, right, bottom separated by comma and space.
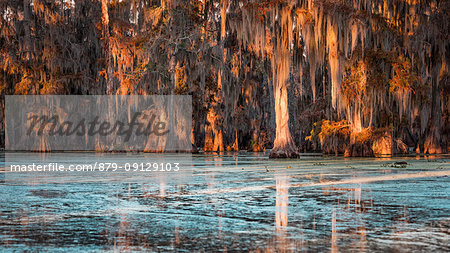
269, 6, 298, 158
424, 67, 444, 154
270, 83, 298, 158
204, 107, 224, 152
101, 0, 114, 95
203, 0, 228, 153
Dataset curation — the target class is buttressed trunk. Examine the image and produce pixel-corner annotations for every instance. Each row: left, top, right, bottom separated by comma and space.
270, 79, 298, 158
203, 0, 228, 153
424, 63, 445, 154
204, 107, 224, 152
269, 5, 298, 158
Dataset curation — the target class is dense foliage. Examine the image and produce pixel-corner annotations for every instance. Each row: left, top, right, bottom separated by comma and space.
0, 0, 448, 155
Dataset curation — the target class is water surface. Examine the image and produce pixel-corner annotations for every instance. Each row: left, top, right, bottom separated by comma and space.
0, 153, 449, 252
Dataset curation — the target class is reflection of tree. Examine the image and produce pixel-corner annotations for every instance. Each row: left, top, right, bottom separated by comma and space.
114, 213, 131, 251
331, 209, 338, 253
159, 178, 166, 199
275, 175, 289, 228
327, 186, 369, 253
274, 173, 292, 252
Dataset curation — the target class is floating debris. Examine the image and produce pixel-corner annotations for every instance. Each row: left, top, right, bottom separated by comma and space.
382, 161, 408, 168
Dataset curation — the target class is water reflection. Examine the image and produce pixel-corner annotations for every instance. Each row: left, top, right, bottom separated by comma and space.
329, 186, 369, 253
331, 209, 338, 253
0, 153, 449, 251
274, 173, 292, 252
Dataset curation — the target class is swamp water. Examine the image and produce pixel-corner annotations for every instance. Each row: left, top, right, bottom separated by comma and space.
0, 153, 449, 252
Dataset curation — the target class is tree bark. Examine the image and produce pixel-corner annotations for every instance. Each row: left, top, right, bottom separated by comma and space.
101, 0, 114, 95
204, 107, 224, 152
269, 83, 299, 158
269, 5, 299, 158
424, 67, 445, 154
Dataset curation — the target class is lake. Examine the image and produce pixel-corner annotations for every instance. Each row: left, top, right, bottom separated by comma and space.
0, 152, 449, 251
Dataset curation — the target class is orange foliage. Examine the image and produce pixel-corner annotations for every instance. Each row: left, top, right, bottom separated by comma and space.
389, 56, 420, 93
